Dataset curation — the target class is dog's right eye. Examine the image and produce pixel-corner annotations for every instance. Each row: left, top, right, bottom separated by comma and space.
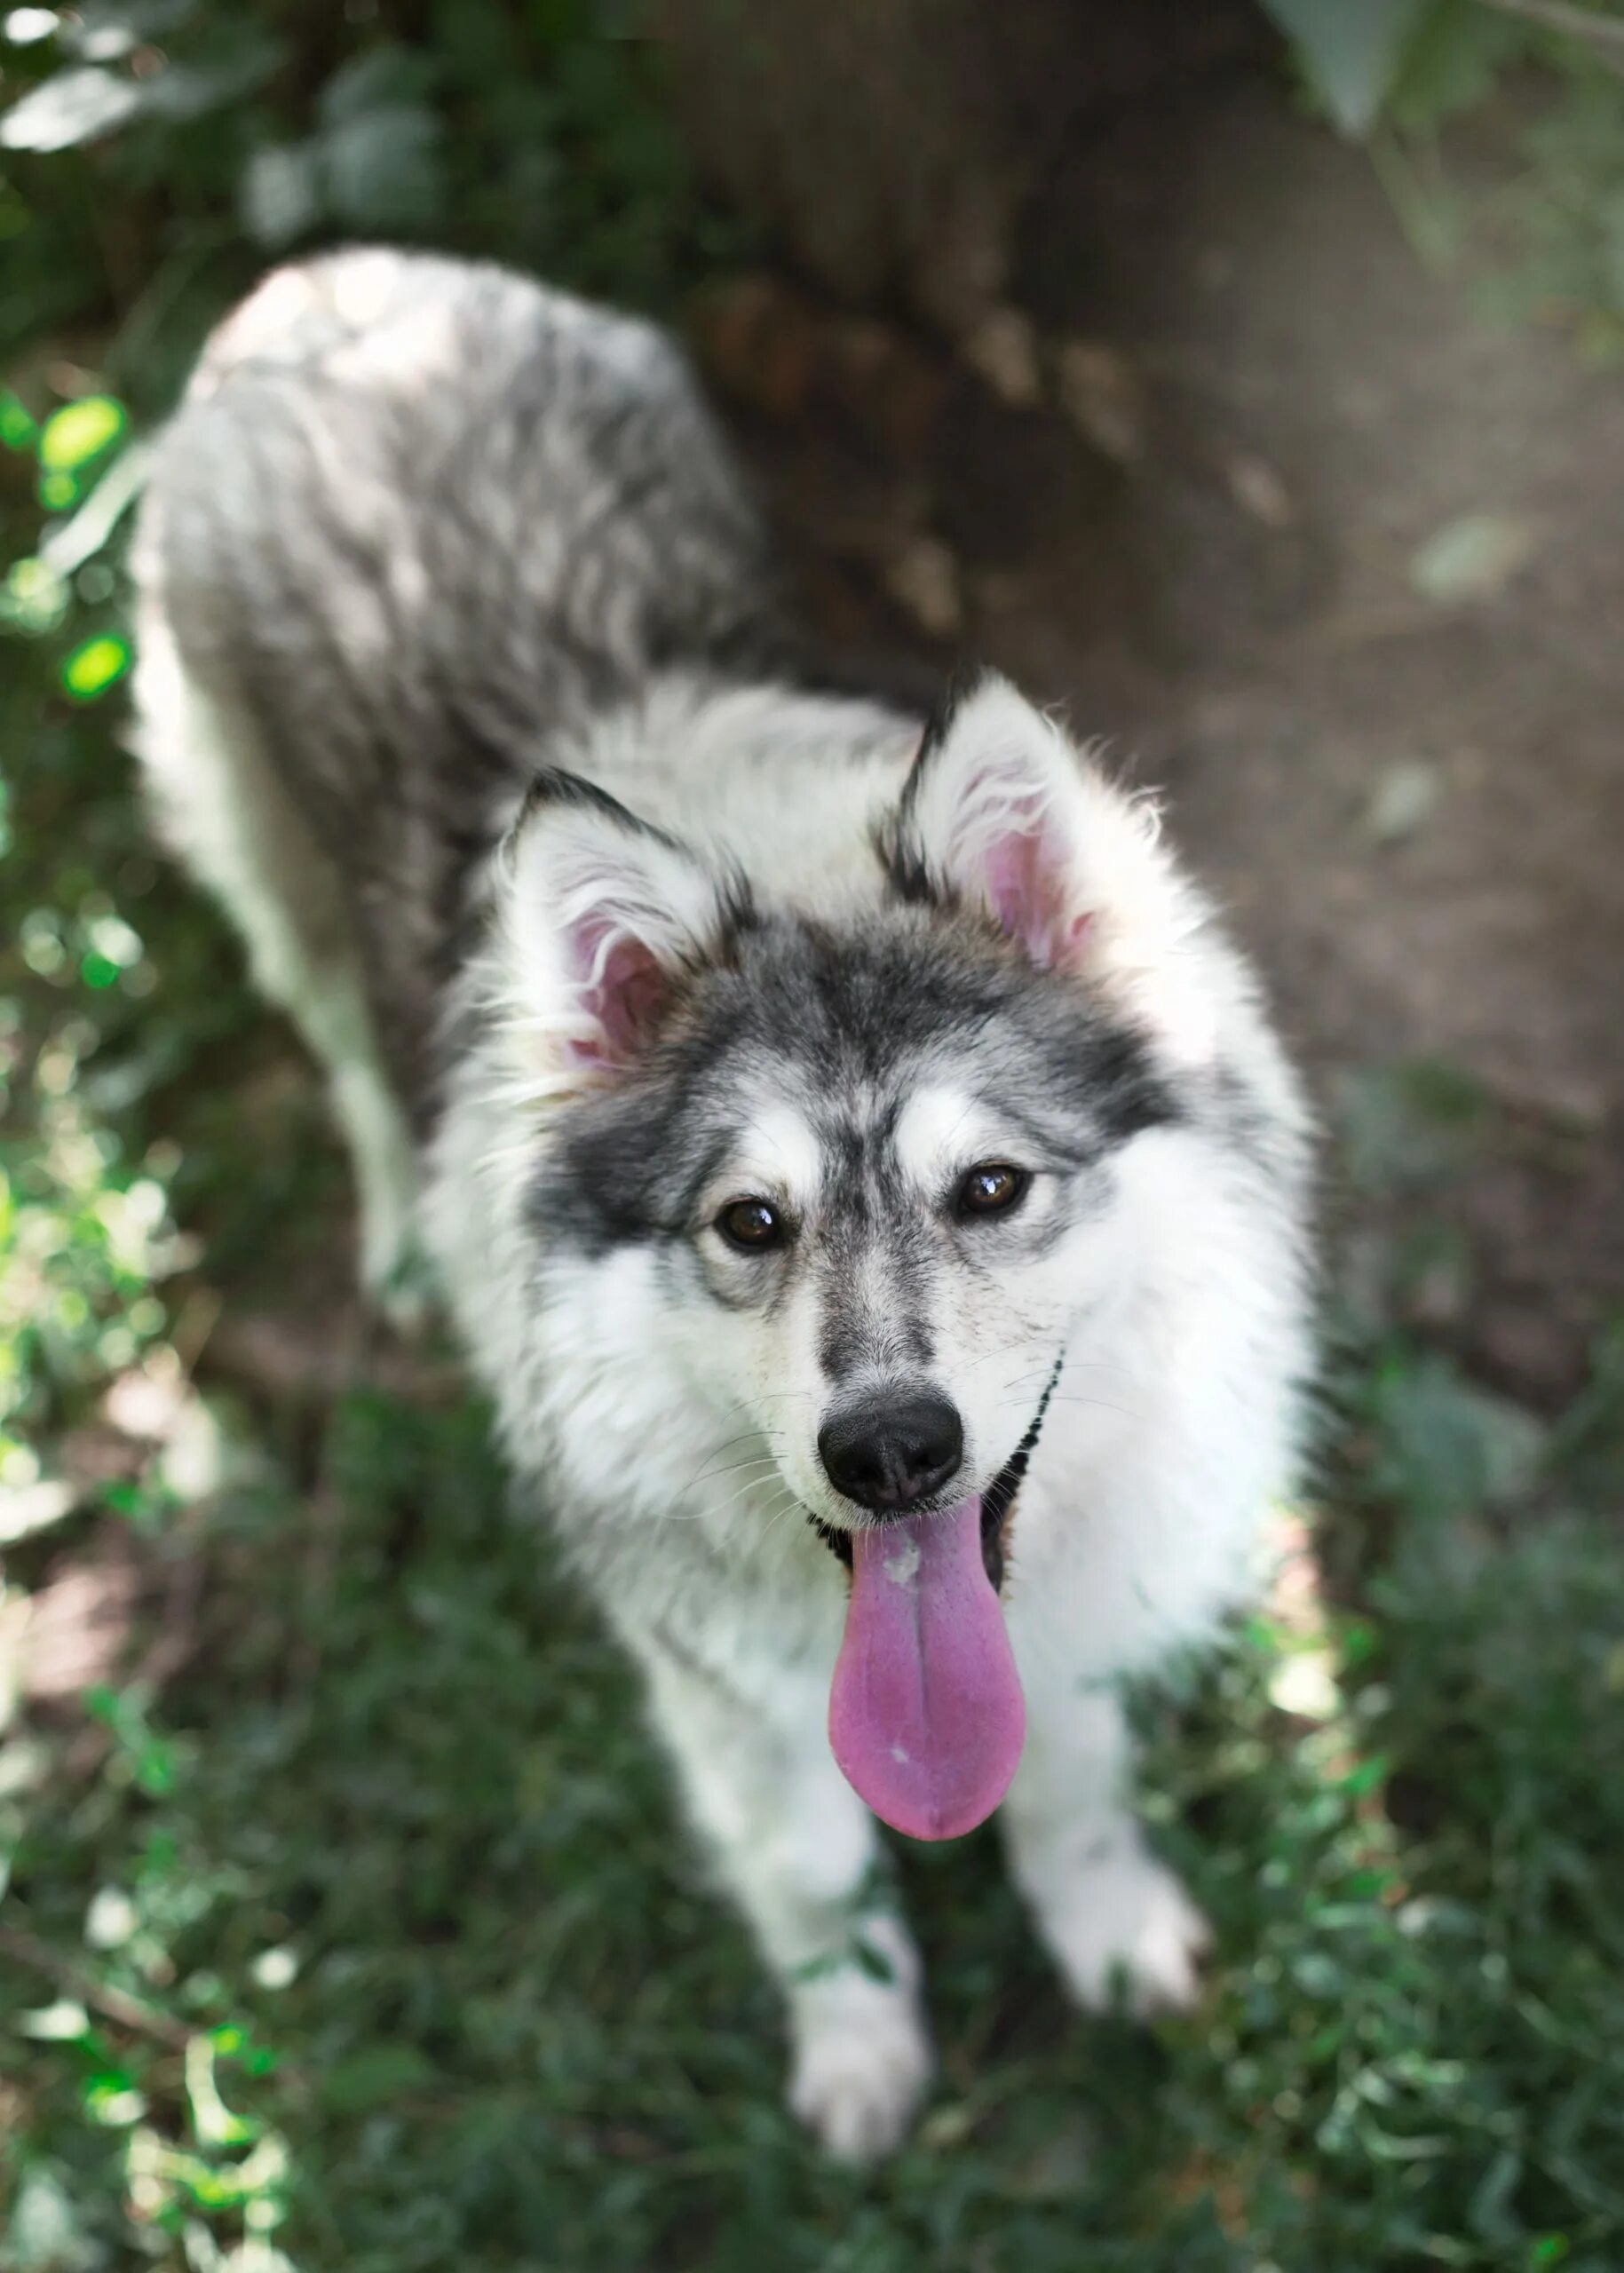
716, 1197, 784, 1252
955, 1162, 1030, 1219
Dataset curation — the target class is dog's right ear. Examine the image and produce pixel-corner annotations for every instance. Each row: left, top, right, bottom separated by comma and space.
881, 670, 1218, 1064
498, 770, 747, 1078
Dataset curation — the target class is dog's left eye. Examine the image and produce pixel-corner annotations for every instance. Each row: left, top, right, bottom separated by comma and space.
716, 1197, 784, 1251
955, 1162, 1030, 1219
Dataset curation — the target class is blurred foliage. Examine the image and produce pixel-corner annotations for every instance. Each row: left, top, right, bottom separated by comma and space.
0, 0, 746, 406
1265, 0, 1557, 134
1269, 0, 1624, 355
2, 4, 1624, 2269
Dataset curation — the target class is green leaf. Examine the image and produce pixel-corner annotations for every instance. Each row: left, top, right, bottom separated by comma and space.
1369, 1353, 1546, 1525
2, 555, 70, 635
186, 2032, 255, 2145
0, 389, 38, 449
317, 42, 440, 126
131, 40, 282, 125
240, 140, 322, 249
83, 2073, 147, 2125
1410, 511, 1540, 603
1334, 1059, 1493, 1194
1387, 0, 1533, 131
320, 2043, 438, 2114
64, 1, 198, 61
321, 105, 446, 233
8, 2172, 86, 2273
136, 1733, 177, 1794
3, 8, 61, 47
1259, 0, 1433, 136
0, 33, 279, 150
1365, 758, 1443, 844
0, 63, 143, 150
38, 394, 127, 473
60, 632, 132, 701
853, 1934, 898, 1985
18, 1996, 91, 2039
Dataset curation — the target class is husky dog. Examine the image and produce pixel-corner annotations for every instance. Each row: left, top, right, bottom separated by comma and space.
131, 249, 1311, 2159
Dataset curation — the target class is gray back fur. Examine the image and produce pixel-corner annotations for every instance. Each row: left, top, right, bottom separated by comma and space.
135, 249, 797, 1117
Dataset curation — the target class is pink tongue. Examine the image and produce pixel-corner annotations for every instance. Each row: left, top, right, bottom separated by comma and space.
828, 1497, 1026, 1841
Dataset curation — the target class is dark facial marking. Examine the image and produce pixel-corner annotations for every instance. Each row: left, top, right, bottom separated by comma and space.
877, 662, 991, 907
528, 907, 1179, 1268
815, 1232, 936, 1380
978, 1349, 1064, 1589
813, 1105, 937, 1382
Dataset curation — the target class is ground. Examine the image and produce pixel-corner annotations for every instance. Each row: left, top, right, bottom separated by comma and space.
700, 59, 1624, 1403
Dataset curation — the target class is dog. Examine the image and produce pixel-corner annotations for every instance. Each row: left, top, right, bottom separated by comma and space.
130, 248, 1312, 2160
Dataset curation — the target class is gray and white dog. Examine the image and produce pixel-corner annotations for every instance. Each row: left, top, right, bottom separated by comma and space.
131, 249, 1312, 2158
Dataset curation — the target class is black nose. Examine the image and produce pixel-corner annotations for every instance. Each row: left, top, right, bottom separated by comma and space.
817, 1393, 964, 1513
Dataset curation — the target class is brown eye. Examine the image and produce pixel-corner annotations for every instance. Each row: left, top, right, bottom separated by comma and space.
717, 1197, 784, 1252
955, 1163, 1029, 1220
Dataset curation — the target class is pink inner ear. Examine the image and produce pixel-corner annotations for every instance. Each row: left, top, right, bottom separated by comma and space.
979, 796, 1093, 970
567, 916, 669, 1069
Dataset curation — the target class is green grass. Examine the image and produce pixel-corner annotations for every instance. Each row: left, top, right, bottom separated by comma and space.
5, 1351, 1623, 2270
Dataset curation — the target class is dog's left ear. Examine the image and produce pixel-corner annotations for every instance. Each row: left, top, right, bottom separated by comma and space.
882, 672, 1216, 1061
498, 769, 748, 1081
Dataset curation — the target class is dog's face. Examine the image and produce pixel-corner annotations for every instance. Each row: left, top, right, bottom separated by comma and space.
537, 914, 1176, 1542
503, 675, 1218, 1548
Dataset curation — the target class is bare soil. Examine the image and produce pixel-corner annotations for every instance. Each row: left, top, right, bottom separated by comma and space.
696, 60, 1624, 1404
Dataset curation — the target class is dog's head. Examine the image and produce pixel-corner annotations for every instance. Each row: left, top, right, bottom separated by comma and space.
489, 674, 1256, 1836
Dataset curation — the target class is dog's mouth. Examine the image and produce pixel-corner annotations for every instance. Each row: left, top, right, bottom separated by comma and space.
813, 1355, 1063, 1845
808, 1355, 1061, 1590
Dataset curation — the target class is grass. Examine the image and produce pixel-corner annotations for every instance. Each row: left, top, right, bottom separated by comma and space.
9, 1382, 1619, 2273
5, 1319, 1623, 2269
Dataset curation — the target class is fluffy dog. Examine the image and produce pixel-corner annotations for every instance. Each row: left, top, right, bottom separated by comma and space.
131, 249, 1312, 2158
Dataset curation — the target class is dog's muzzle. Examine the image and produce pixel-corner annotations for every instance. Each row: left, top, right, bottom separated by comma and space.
809, 1349, 1064, 1588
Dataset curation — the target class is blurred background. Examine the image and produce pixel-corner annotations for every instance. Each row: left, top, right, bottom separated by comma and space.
2, 4, 1622, 2268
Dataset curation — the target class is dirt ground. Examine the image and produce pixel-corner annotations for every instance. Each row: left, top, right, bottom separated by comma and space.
694, 59, 1624, 1406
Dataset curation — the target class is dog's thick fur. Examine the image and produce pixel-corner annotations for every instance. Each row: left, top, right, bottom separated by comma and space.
131, 249, 1312, 2159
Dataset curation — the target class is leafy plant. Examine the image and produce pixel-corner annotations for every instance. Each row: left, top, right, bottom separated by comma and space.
1261, 0, 1624, 349
1259, 0, 1450, 135
1262, 0, 1551, 136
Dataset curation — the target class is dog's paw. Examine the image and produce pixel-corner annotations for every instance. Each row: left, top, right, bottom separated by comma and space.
788, 2002, 932, 2163
1042, 1849, 1213, 2018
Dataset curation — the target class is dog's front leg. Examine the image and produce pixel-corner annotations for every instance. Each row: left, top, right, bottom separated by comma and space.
636, 1627, 932, 2160
999, 1679, 1211, 2017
